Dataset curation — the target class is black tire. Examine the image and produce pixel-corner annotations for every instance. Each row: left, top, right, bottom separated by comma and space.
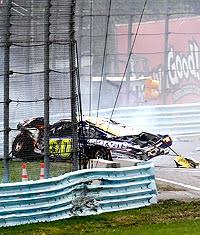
92, 147, 112, 161
12, 134, 34, 159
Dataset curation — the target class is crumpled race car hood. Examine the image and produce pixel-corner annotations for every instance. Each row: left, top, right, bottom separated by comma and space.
82, 115, 139, 137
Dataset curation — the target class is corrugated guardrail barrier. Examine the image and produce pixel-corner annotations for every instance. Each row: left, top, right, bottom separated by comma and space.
92, 102, 200, 136
0, 161, 157, 227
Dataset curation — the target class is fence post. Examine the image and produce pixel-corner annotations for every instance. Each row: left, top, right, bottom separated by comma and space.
163, 0, 169, 105
43, 0, 51, 178
69, 0, 79, 171
3, 0, 12, 183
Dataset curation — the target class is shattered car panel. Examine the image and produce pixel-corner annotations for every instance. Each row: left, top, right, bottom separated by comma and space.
174, 155, 200, 168
12, 116, 172, 161
82, 115, 137, 136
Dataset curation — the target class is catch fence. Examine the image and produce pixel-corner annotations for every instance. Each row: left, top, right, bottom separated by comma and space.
0, 0, 79, 182
0, 0, 200, 182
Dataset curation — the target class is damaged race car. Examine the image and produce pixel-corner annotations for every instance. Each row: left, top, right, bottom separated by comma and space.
11, 116, 173, 161
174, 155, 200, 168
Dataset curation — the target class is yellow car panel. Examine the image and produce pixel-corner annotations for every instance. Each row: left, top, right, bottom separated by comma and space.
83, 115, 137, 137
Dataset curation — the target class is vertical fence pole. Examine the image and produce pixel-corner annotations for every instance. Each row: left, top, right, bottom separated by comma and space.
70, 0, 79, 171
127, 15, 133, 105
44, 0, 51, 178
3, 0, 12, 183
163, 0, 169, 105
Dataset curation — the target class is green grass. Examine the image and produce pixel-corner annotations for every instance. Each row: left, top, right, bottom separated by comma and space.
0, 160, 72, 182
0, 200, 200, 235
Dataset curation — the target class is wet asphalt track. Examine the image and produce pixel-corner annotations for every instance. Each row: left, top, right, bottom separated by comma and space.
152, 134, 200, 201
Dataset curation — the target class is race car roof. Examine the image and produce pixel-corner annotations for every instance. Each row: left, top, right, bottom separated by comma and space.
82, 115, 139, 137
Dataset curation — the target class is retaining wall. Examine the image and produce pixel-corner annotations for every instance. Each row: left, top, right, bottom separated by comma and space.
93, 103, 200, 136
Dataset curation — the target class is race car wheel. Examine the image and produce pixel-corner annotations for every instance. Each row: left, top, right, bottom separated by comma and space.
12, 134, 34, 159
92, 147, 112, 161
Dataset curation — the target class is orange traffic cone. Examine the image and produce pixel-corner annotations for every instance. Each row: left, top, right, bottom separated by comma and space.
40, 162, 45, 180
21, 163, 29, 181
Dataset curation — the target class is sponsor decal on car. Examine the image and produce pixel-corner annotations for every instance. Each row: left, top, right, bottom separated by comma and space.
49, 138, 72, 158
88, 138, 132, 150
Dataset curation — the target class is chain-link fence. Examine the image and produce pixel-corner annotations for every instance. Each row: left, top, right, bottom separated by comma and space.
0, 0, 199, 182
75, 0, 200, 110
0, 0, 79, 182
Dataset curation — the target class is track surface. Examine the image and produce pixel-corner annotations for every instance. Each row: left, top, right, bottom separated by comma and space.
152, 135, 200, 201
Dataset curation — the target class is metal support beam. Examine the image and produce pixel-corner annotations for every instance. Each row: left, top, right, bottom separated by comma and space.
163, 0, 169, 105
127, 15, 133, 105
43, 0, 51, 178
70, 0, 79, 171
3, 0, 12, 183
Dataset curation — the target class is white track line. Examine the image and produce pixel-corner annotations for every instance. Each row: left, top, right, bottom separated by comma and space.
156, 177, 200, 191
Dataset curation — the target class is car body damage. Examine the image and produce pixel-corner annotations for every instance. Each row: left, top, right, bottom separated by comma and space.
174, 155, 200, 168
11, 116, 173, 161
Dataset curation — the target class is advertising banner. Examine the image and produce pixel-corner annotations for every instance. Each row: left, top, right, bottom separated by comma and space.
115, 16, 200, 104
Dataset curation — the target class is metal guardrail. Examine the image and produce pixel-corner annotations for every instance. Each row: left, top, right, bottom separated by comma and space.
0, 161, 156, 227
92, 103, 200, 136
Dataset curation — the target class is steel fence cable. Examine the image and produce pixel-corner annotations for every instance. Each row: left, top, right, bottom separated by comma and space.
96, 0, 112, 118
109, 0, 148, 122
74, 11, 199, 17
89, 0, 93, 117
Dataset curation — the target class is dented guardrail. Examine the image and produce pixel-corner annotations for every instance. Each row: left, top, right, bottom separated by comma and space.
0, 161, 157, 227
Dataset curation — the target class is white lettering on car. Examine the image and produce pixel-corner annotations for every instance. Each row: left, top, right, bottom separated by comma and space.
88, 139, 131, 150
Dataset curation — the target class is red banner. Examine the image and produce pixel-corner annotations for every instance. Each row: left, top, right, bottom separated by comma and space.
115, 16, 200, 104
